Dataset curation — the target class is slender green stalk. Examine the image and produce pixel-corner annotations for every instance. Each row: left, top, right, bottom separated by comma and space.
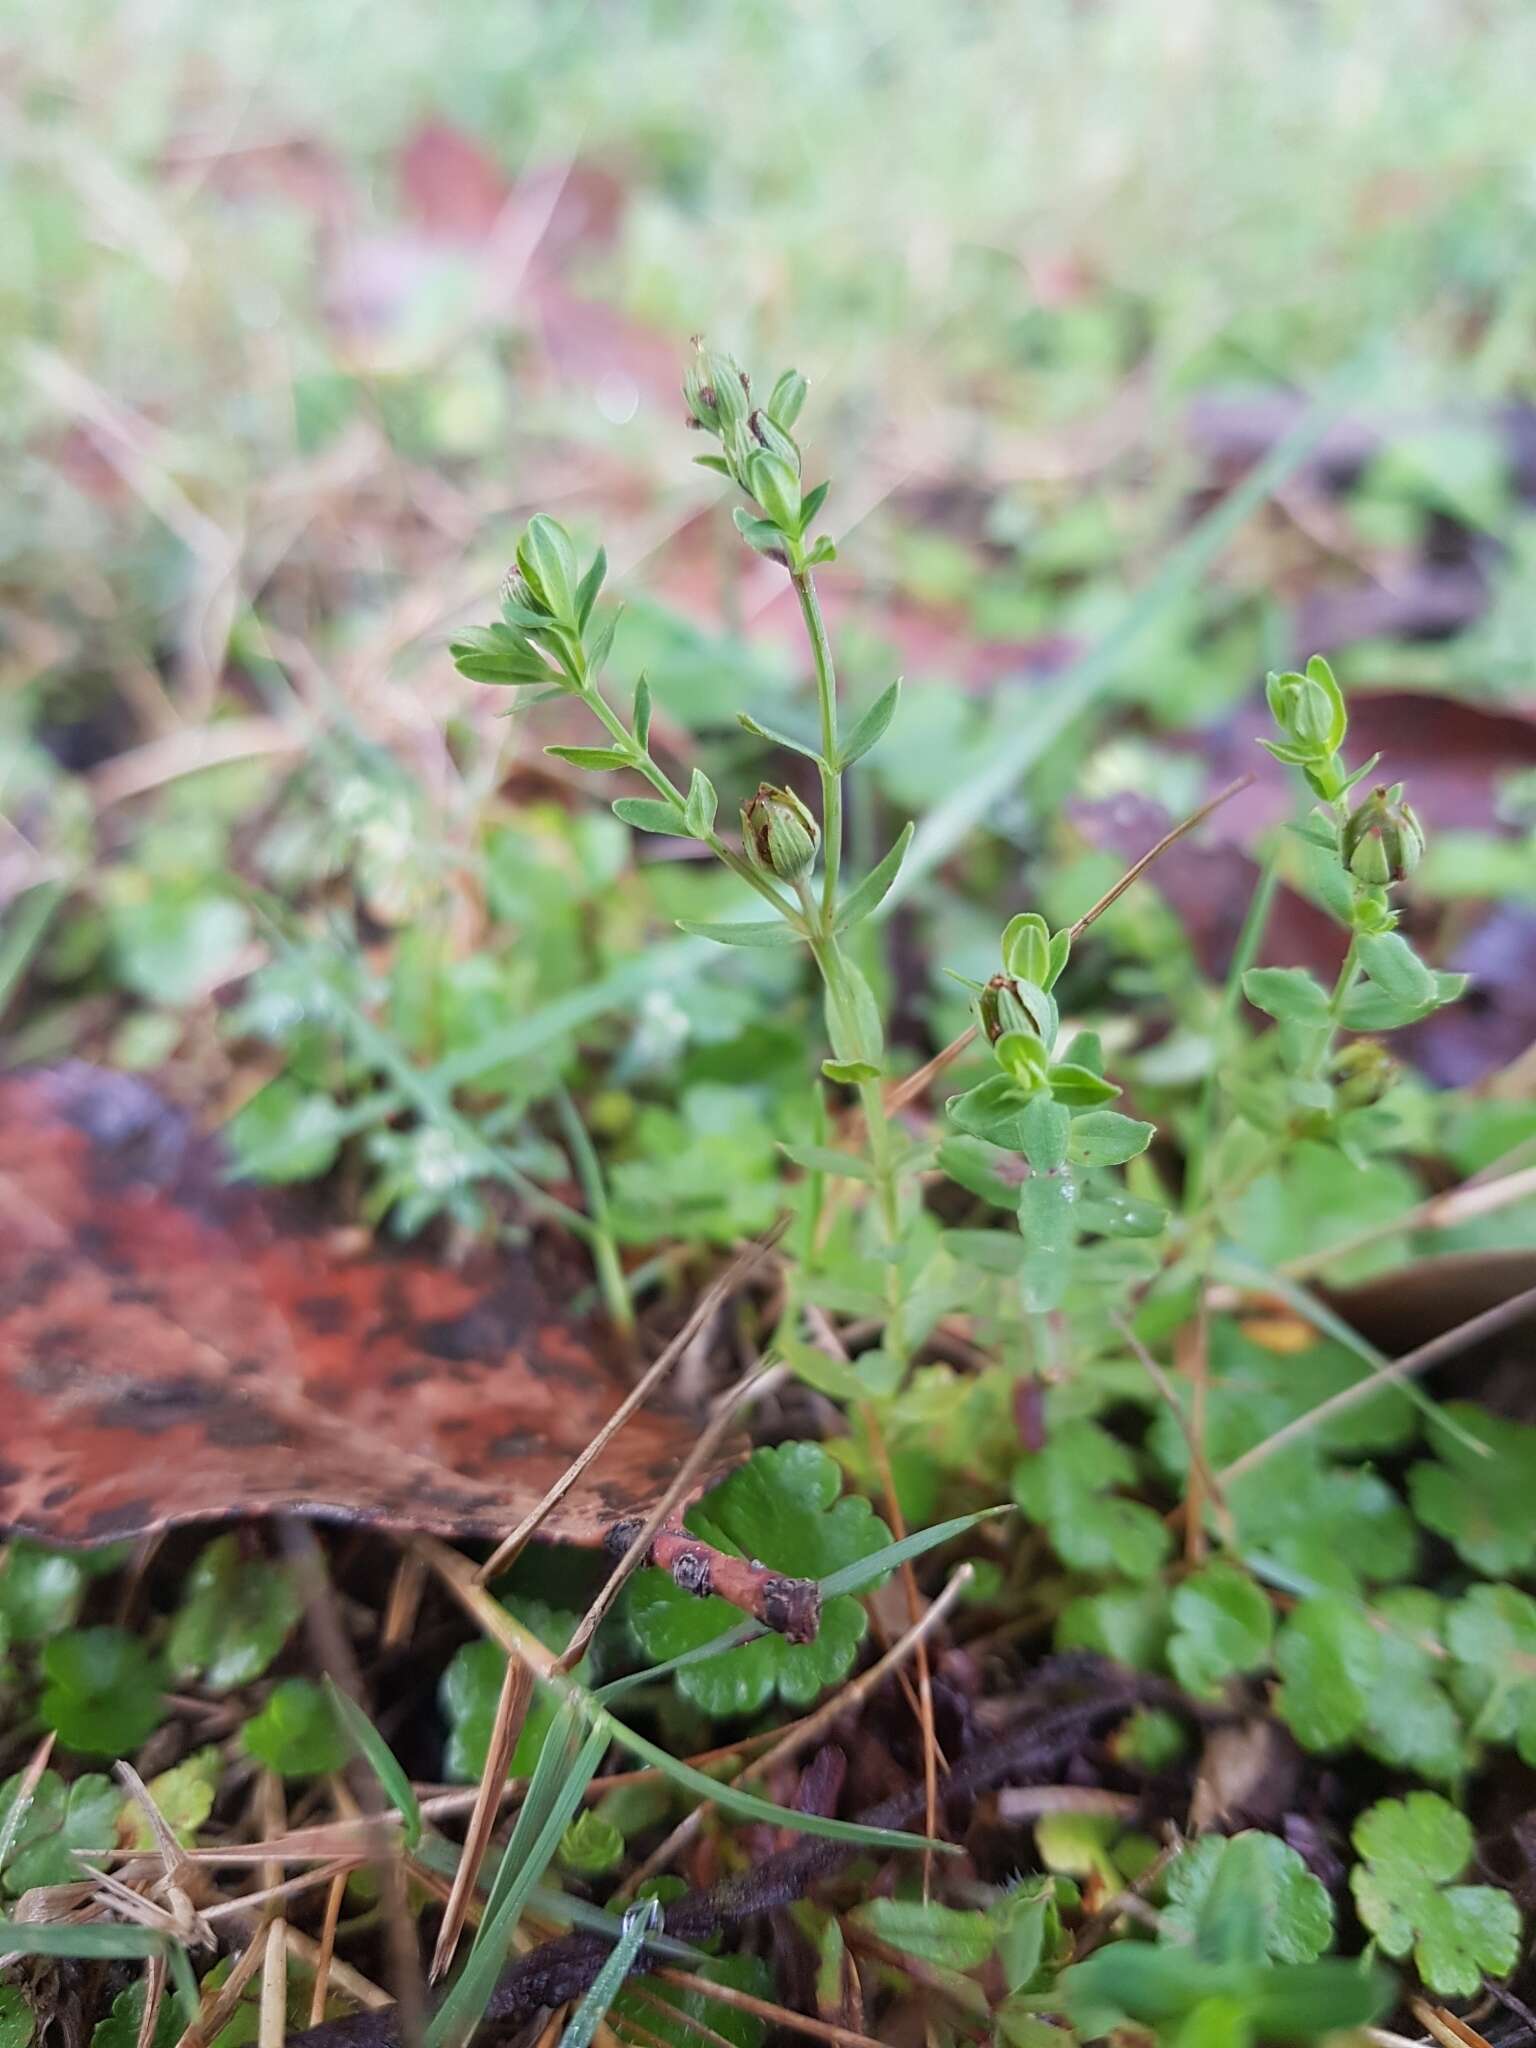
572, 661, 803, 924
793, 569, 843, 919
553, 1085, 635, 1339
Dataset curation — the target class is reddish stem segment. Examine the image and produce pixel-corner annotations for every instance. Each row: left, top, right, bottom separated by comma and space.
605, 1518, 822, 1644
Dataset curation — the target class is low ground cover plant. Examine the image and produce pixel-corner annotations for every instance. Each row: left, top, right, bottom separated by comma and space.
3, 343, 1534, 2048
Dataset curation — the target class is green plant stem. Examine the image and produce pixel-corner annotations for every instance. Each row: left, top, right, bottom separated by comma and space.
574, 677, 799, 923
552, 1085, 635, 1339
786, 574, 908, 1359
791, 570, 842, 922
810, 921, 908, 1361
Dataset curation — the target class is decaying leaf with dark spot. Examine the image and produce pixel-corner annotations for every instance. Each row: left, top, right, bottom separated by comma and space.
0, 1064, 743, 1551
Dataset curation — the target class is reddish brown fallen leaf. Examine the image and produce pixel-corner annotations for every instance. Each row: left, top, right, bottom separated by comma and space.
0, 1064, 742, 1553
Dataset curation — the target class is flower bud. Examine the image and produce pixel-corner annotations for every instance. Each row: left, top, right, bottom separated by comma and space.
741, 783, 820, 882
994, 1029, 1050, 1093
1265, 655, 1346, 759
685, 344, 749, 437
500, 565, 545, 621
979, 974, 1033, 1044
745, 450, 802, 534
1342, 784, 1425, 888
1001, 912, 1052, 988
1335, 1039, 1398, 1109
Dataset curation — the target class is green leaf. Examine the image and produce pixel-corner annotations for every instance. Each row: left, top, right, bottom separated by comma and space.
821, 1057, 881, 1084
0, 1544, 87, 1642
1069, 1111, 1155, 1168
781, 1142, 880, 1183
440, 1600, 586, 1782
1241, 967, 1331, 1026
574, 545, 607, 630
225, 1080, 344, 1184
1018, 1095, 1070, 1172
1012, 1420, 1169, 1580
682, 767, 718, 837
1338, 983, 1434, 1030
119, 1750, 222, 1851
735, 711, 824, 762
732, 507, 789, 559
1057, 1582, 1171, 1670
89, 1981, 180, 2048
242, 1678, 349, 1779
0, 1986, 31, 2048
768, 368, 808, 430
941, 1228, 1027, 1275
1447, 1584, 1536, 1764
627, 1442, 891, 1717
676, 918, 804, 949
1272, 1595, 1380, 1750
325, 1680, 422, 1851
946, 1073, 1039, 1152
1047, 1062, 1119, 1108
1409, 1404, 1536, 1573
838, 680, 901, 769
936, 1134, 1019, 1208
558, 1809, 624, 1878
0, 1770, 121, 1895
40, 1628, 164, 1757
612, 796, 686, 835
1357, 930, 1437, 1008
848, 1898, 994, 1971
584, 609, 619, 682
1351, 1791, 1521, 1997
1167, 1563, 1274, 1700
1162, 1833, 1332, 1965
632, 675, 653, 750
167, 1535, 300, 1691
517, 515, 580, 624
612, 1953, 773, 2048
798, 479, 831, 530
449, 626, 556, 686
544, 745, 633, 771
109, 890, 250, 1007
834, 822, 914, 931
1361, 1589, 1464, 1783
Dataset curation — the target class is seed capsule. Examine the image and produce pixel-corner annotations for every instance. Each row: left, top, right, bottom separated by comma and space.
741, 784, 820, 881
1343, 785, 1425, 887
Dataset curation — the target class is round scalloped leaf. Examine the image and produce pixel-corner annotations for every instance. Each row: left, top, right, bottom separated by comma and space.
627, 1441, 890, 1717
1352, 1792, 1520, 1996
1162, 1832, 1333, 1964
0, 1769, 122, 1895
1168, 1564, 1274, 1699
1273, 1595, 1380, 1751
1446, 1584, 1536, 1765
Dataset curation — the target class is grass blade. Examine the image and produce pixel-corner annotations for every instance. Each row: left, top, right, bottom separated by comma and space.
557, 1898, 660, 2048
598, 1710, 955, 1854
0, 1924, 174, 1961
324, 1677, 423, 1851
428, 1708, 610, 2048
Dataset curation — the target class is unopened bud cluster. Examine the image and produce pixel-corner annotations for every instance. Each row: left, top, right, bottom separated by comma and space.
1342, 784, 1425, 888
1262, 653, 1428, 927
684, 342, 834, 575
